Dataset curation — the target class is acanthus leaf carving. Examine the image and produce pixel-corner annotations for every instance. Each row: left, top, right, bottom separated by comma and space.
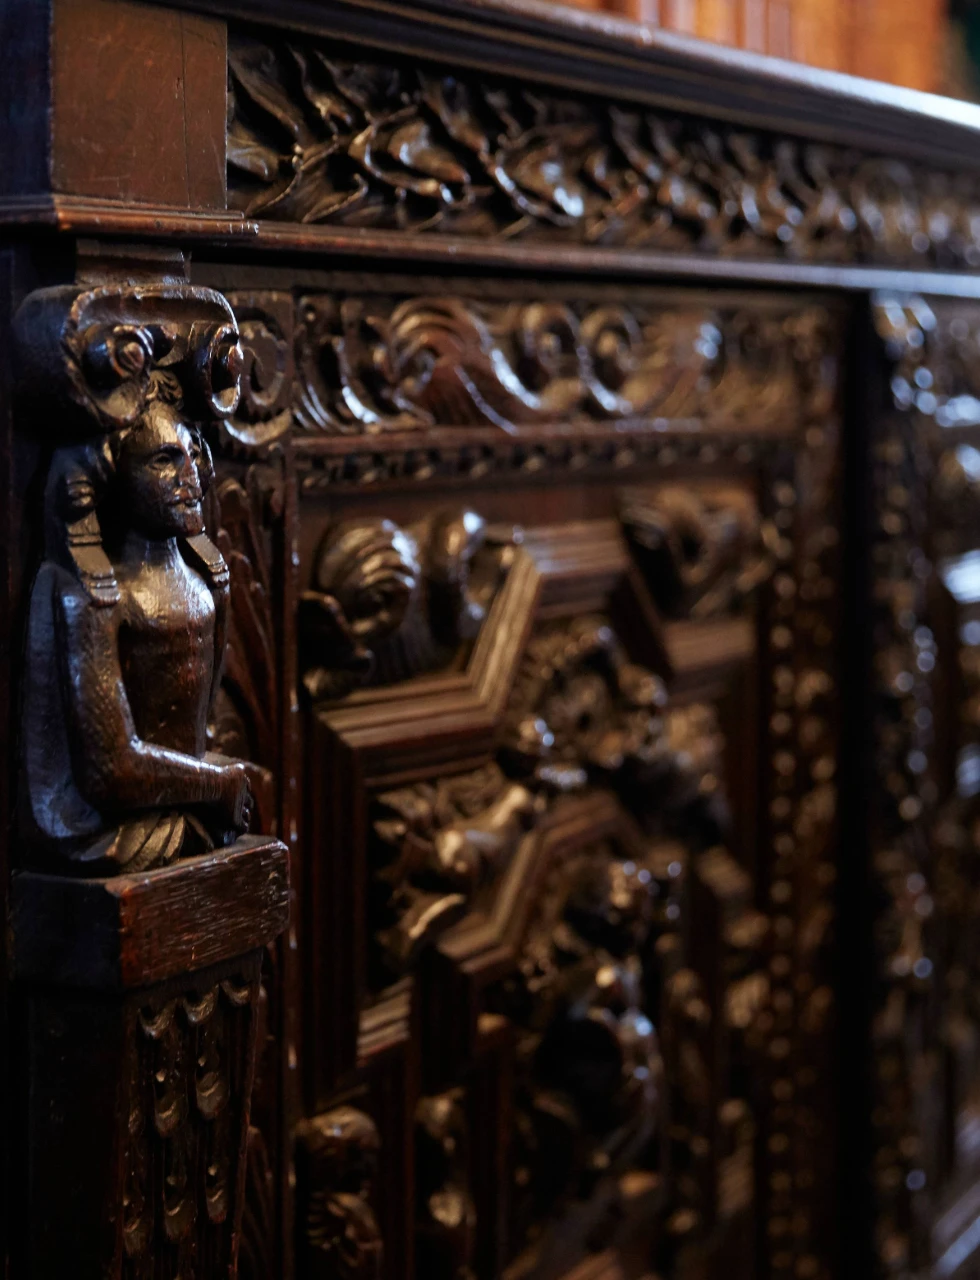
228, 31, 980, 271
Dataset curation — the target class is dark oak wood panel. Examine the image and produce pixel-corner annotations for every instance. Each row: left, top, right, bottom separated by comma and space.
1, 4, 978, 1280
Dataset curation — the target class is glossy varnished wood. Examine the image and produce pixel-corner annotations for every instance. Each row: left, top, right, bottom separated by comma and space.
0, 4, 977, 1280
11, 836, 289, 987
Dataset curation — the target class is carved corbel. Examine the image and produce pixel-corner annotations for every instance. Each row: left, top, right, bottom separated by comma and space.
9, 281, 289, 1277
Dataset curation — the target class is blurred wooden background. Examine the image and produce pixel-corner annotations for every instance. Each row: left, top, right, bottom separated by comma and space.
559, 0, 959, 95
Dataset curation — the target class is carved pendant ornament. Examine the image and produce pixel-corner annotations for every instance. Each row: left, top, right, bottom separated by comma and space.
14, 284, 257, 874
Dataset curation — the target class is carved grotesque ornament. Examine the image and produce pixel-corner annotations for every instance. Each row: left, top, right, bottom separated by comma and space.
16, 284, 258, 873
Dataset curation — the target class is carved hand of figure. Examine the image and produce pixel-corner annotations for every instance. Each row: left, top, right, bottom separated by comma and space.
211, 756, 254, 836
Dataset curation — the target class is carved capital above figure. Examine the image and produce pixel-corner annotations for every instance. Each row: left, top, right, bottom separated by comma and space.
13, 283, 268, 875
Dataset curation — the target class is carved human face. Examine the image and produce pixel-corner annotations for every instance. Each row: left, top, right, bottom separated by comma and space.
116, 402, 207, 539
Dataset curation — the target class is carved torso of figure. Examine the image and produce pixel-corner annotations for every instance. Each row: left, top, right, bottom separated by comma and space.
115, 537, 216, 755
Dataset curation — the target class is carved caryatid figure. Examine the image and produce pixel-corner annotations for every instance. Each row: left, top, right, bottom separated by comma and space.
16, 284, 255, 873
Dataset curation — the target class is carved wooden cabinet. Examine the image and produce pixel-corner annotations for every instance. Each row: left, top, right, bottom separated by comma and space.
3, 3, 980, 1279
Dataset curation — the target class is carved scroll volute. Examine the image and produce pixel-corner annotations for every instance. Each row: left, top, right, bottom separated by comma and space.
9, 282, 289, 1278
296, 1108, 385, 1279
300, 508, 515, 699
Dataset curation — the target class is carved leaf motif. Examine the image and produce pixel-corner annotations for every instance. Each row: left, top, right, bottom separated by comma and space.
228, 31, 980, 269
122, 980, 257, 1276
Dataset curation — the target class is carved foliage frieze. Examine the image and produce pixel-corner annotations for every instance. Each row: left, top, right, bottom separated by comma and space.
229, 32, 980, 270
295, 293, 835, 435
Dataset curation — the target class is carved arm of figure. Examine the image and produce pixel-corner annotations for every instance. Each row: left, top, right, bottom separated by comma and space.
55, 572, 251, 835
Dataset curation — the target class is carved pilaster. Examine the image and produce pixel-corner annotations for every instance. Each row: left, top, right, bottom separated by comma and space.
9, 279, 290, 1276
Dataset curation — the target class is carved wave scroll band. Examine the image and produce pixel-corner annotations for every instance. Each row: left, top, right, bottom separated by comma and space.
295, 295, 835, 435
